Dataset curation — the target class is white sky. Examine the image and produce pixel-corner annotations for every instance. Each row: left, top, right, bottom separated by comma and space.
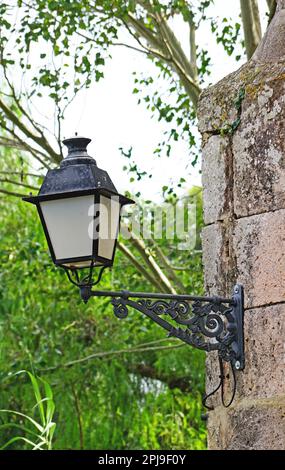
51, 1, 268, 200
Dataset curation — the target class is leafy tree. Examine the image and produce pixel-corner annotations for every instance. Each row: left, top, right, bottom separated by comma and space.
0, 0, 276, 291
0, 147, 206, 449
0, 0, 278, 449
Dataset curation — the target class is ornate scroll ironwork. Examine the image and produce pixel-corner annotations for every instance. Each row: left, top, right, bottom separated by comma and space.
111, 285, 244, 370
80, 284, 244, 371
79, 284, 244, 408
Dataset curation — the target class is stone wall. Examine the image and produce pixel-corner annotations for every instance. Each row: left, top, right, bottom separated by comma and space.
197, 5, 285, 450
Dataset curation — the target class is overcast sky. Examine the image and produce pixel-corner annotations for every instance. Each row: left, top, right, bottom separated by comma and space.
59, 0, 269, 201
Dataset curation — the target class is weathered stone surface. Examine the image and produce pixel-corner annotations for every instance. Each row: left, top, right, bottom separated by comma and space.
204, 352, 227, 410
253, 3, 285, 62
233, 81, 285, 217
278, 0, 285, 10
240, 304, 285, 399
199, 5, 285, 450
197, 64, 247, 134
202, 135, 231, 225
234, 209, 285, 308
197, 212, 282, 310
201, 223, 226, 296
205, 304, 285, 411
197, 61, 285, 134
207, 396, 285, 450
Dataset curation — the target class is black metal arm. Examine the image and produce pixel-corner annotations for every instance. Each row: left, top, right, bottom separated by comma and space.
79, 284, 244, 371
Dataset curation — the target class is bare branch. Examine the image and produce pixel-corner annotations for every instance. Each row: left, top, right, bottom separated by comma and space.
41, 342, 184, 372
147, 239, 185, 293
126, 11, 166, 52
154, 9, 198, 81
117, 241, 164, 291
0, 170, 44, 178
1, 125, 52, 170
136, 6, 201, 106
88, 1, 201, 108
189, 14, 198, 81
0, 136, 30, 151
2, 63, 50, 144
240, 0, 262, 59
126, 231, 178, 295
0, 188, 26, 198
111, 41, 154, 56
0, 178, 39, 191
0, 98, 61, 164
121, 18, 172, 62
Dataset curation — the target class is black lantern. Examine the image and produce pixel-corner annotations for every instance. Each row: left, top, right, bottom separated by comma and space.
23, 137, 134, 277
23, 135, 245, 410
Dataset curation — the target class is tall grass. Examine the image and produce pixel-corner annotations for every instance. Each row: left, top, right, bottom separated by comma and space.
0, 371, 56, 450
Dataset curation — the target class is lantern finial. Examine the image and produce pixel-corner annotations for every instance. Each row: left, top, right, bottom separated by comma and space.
61, 136, 95, 167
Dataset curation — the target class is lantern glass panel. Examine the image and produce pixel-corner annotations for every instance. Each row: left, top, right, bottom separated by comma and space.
40, 195, 94, 263
98, 195, 120, 260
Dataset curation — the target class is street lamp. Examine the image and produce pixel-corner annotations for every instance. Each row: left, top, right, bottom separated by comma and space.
23, 136, 134, 283
23, 136, 244, 409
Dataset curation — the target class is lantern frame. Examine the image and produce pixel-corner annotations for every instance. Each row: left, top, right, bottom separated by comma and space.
23, 136, 134, 273
23, 188, 131, 270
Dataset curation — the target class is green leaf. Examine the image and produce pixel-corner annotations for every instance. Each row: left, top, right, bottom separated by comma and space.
0, 436, 40, 451
26, 371, 46, 426
0, 410, 44, 433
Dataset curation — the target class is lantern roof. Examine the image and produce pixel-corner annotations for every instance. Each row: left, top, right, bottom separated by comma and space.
23, 136, 134, 205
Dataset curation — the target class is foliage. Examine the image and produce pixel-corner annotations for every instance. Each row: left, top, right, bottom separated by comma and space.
0, 157, 206, 449
0, 0, 252, 166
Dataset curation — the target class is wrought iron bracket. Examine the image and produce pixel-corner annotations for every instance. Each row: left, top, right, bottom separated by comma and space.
80, 284, 245, 371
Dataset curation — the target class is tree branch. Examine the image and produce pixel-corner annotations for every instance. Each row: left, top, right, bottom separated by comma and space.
169, 265, 193, 271
0, 170, 44, 178
1, 63, 52, 146
0, 188, 26, 198
111, 41, 152, 56
0, 136, 31, 152
126, 231, 178, 294
41, 343, 184, 372
154, 9, 197, 81
189, 14, 198, 81
147, 239, 185, 293
1, 125, 52, 170
121, 18, 173, 62
0, 178, 39, 191
126, 11, 166, 53
124, 6, 201, 108
150, 7, 200, 104
117, 241, 165, 291
0, 98, 61, 164
240, 0, 262, 59
2, 339, 189, 394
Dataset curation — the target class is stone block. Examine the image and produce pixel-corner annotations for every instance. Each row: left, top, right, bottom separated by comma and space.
234, 209, 285, 308
207, 396, 285, 450
233, 81, 285, 217
206, 303, 285, 411
240, 304, 285, 399
201, 223, 226, 297
202, 135, 231, 225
